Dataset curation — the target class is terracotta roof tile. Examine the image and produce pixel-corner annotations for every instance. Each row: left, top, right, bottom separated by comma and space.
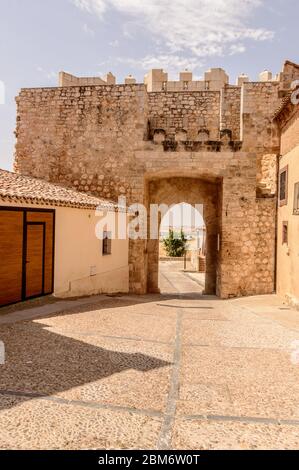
0, 169, 120, 211
273, 92, 292, 119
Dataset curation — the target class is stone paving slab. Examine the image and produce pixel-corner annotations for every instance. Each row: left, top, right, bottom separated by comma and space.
39, 305, 177, 345
0, 395, 162, 450
181, 346, 299, 385
172, 418, 299, 450
177, 381, 299, 420
177, 382, 236, 417
0, 261, 299, 449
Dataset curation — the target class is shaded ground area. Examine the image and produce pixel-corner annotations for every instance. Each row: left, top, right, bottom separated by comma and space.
0, 261, 299, 449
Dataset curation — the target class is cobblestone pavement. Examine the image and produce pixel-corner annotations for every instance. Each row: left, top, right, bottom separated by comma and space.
0, 261, 299, 449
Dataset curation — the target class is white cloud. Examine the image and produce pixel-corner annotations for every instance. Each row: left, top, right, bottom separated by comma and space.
83, 23, 95, 36
229, 44, 246, 55
109, 39, 119, 47
71, 0, 273, 59
117, 54, 204, 75
36, 66, 57, 81
72, 0, 106, 16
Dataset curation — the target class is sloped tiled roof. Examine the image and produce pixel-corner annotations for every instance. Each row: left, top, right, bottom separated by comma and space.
284, 60, 299, 69
273, 89, 299, 122
273, 92, 293, 119
0, 169, 120, 211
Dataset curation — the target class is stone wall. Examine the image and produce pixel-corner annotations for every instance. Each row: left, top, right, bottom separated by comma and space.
133, 149, 271, 299
240, 81, 281, 198
258, 153, 278, 196
15, 84, 148, 203
280, 108, 299, 155
59, 71, 116, 87
241, 82, 280, 152
279, 61, 299, 91
220, 85, 241, 141
148, 91, 220, 141
253, 197, 276, 295
14, 65, 299, 298
145, 68, 228, 92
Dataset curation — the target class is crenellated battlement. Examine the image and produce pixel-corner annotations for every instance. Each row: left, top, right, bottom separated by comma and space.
15, 60, 299, 184
58, 61, 297, 93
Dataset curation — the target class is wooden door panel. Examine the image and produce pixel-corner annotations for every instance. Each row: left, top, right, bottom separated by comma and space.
0, 209, 55, 307
0, 211, 23, 306
25, 224, 44, 298
27, 212, 54, 294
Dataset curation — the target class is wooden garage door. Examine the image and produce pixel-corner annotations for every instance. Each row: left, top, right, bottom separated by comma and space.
25, 223, 45, 298
0, 208, 55, 307
26, 211, 54, 295
0, 211, 23, 306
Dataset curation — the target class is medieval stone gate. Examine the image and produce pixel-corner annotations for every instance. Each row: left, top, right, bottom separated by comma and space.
145, 176, 220, 295
14, 61, 299, 298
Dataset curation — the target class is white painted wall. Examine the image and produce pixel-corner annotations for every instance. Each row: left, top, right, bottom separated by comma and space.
0, 201, 129, 298
277, 144, 299, 307
54, 206, 129, 297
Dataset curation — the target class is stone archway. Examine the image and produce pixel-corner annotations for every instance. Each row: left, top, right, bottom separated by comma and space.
145, 176, 221, 295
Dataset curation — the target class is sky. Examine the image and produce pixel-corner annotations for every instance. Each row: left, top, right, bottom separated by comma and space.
160, 203, 204, 231
0, 0, 299, 171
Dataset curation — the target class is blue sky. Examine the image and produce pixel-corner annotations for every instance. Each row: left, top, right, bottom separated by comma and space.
0, 0, 298, 170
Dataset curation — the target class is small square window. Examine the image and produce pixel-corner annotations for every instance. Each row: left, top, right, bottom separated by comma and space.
293, 182, 299, 215
282, 221, 288, 245
102, 231, 112, 255
279, 166, 288, 206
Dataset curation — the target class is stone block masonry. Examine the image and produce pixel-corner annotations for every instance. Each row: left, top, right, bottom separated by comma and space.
13, 61, 299, 298
15, 84, 148, 202
148, 91, 220, 141
220, 86, 241, 141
